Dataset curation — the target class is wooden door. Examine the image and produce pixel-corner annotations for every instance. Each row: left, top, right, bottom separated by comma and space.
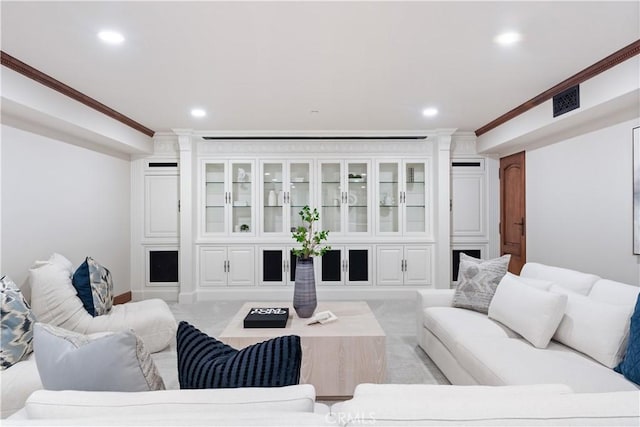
500, 152, 526, 274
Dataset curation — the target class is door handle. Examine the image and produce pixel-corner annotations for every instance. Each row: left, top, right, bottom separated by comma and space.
515, 217, 525, 236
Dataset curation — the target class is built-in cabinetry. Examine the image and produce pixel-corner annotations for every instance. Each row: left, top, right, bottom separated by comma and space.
376, 245, 432, 286
199, 246, 255, 286
450, 156, 492, 284
375, 160, 430, 236
132, 133, 469, 302
319, 160, 371, 235
317, 246, 372, 286
203, 161, 255, 235
260, 161, 312, 235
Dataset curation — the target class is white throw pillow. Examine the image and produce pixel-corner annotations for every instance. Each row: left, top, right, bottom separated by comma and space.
489, 275, 567, 348
33, 323, 165, 392
551, 285, 633, 368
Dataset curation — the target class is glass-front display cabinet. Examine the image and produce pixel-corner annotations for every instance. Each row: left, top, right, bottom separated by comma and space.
376, 160, 429, 235
204, 160, 255, 235
261, 161, 312, 235
319, 160, 370, 235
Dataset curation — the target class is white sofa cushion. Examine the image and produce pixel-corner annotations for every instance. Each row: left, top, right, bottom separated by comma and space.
520, 262, 599, 295
29, 256, 175, 353
488, 274, 567, 348
21, 386, 317, 419
551, 284, 633, 368
423, 306, 638, 392
333, 389, 640, 426
0, 354, 42, 418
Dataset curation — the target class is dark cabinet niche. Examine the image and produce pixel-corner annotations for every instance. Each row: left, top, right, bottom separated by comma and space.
321, 250, 342, 282
263, 250, 283, 282
348, 250, 368, 282
149, 251, 179, 283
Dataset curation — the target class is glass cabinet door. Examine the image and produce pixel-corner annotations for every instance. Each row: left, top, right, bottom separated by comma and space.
378, 162, 400, 233
263, 163, 284, 233
288, 162, 311, 231
231, 162, 253, 234
205, 163, 226, 233
404, 162, 427, 233
320, 162, 342, 233
347, 162, 368, 233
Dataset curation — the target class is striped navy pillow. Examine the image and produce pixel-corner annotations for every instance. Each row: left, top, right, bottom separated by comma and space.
176, 321, 302, 389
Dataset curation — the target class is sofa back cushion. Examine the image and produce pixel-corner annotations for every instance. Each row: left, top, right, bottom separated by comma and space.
22, 386, 317, 419
488, 274, 567, 348
589, 279, 640, 308
520, 263, 599, 295
551, 285, 633, 368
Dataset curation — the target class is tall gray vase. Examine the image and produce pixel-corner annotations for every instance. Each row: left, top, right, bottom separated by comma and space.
293, 257, 317, 318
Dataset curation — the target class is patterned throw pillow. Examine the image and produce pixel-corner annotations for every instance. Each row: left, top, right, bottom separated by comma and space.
452, 253, 511, 314
34, 323, 165, 391
615, 294, 640, 385
72, 257, 113, 316
177, 321, 302, 389
1, 276, 36, 369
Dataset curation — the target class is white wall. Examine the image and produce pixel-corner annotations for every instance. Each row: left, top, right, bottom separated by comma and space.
1, 125, 131, 295
527, 117, 640, 285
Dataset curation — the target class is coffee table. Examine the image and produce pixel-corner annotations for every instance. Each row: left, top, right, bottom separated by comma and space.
219, 301, 386, 399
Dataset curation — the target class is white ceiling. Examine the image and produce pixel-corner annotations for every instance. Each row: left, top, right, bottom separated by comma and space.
1, 1, 639, 135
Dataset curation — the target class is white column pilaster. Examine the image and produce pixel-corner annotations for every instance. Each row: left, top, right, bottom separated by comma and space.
175, 130, 196, 303
435, 130, 453, 288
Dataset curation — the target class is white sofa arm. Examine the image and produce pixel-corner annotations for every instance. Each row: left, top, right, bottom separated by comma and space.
417, 289, 456, 309
416, 289, 455, 337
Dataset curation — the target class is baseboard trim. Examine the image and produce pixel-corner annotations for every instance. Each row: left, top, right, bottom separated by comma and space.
113, 291, 132, 305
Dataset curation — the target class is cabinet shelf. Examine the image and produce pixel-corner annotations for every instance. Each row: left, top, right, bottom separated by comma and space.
206, 181, 225, 185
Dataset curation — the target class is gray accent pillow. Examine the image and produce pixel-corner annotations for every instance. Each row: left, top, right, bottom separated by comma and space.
33, 323, 165, 391
452, 253, 511, 314
1, 275, 36, 369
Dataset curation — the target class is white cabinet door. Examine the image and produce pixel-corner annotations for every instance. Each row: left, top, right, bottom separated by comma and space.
405, 246, 432, 286
145, 175, 178, 238
375, 159, 430, 237
376, 246, 404, 286
199, 247, 227, 287
203, 160, 256, 236
376, 245, 431, 286
228, 246, 255, 286
318, 160, 371, 236
451, 174, 485, 237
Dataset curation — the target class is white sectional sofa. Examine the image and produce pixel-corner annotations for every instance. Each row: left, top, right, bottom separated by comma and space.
333, 383, 640, 426
5, 386, 332, 426
417, 262, 640, 392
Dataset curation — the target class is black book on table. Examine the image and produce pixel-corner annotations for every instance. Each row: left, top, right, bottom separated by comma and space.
243, 307, 289, 328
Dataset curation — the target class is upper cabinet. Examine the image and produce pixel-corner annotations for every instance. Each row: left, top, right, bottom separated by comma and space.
376, 159, 430, 236
203, 160, 255, 236
319, 160, 371, 236
260, 161, 313, 236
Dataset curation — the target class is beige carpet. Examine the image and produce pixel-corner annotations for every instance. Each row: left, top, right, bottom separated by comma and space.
152, 299, 449, 391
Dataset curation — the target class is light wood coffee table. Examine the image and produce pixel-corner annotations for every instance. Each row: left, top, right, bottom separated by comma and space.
219, 301, 386, 399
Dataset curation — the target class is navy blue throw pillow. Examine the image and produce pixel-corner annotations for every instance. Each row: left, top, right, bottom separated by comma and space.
71, 259, 94, 316
176, 321, 302, 389
615, 294, 640, 385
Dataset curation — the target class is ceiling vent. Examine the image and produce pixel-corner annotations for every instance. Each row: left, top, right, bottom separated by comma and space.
553, 85, 580, 117
201, 135, 427, 141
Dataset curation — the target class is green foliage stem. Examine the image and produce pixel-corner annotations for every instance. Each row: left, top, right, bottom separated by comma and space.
291, 205, 330, 259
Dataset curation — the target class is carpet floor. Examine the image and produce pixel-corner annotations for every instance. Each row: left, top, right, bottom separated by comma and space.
152, 299, 449, 391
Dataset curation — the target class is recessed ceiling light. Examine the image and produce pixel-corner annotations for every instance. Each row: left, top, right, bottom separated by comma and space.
422, 108, 438, 117
190, 108, 206, 118
494, 31, 522, 46
97, 30, 125, 44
